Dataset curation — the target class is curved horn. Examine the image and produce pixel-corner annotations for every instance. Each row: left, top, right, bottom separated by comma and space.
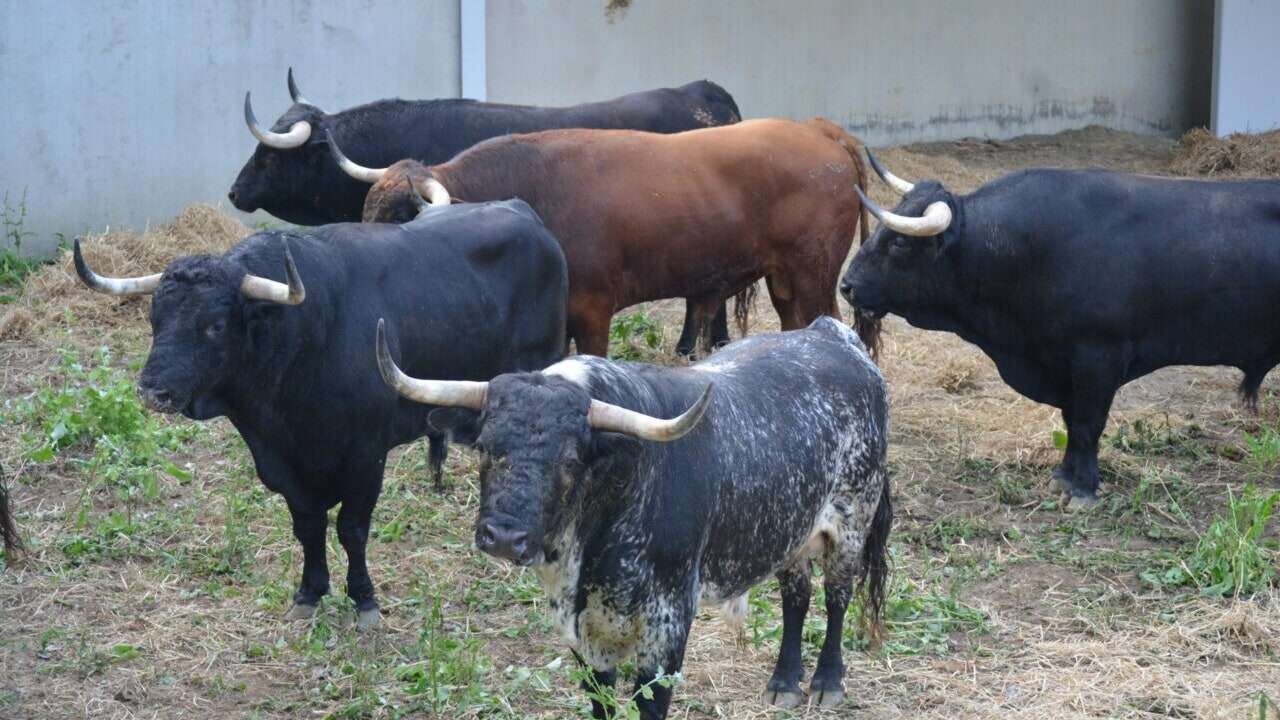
376, 319, 488, 408
286, 67, 316, 107
326, 131, 386, 183
240, 239, 306, 304
73, 238, 161, 295
856, 185, 953, 238
409, 176, 452, 214
244, 91, 312, 149
865, 147, 915, 195
587, 384, 713, 442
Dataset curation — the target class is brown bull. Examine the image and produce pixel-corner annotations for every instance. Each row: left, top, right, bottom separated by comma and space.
344, 118, 871, 356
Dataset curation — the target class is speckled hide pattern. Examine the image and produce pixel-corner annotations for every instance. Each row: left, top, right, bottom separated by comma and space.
446, 317, 891, 719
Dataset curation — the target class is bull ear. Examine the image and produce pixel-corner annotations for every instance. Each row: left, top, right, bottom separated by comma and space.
428, 408, 481, 446
242, 301, 281, 352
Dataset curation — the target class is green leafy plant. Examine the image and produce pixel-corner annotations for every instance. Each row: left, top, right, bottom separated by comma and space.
1, 189, 48, 302
1141, 484, 1280, 596
608, 311, 663, 360
570, 659, 680, 720
395, 594, 497, 714
1243, 427, 1280, 475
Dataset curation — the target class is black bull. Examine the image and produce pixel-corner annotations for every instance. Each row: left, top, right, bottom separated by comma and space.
843, 163, 1280, 507
228, 74, 743, 354
75, 200, 567, 628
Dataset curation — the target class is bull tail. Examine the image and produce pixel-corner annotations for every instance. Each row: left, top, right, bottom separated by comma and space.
857, 468, 893, 649
0, 467, 22, 560
807, 118, 882, 360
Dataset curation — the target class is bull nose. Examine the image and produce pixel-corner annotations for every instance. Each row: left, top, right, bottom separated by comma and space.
476, 520, 530, 564
839, 280, 855, 301
137, 384, 175, 413
227, 189, 238, 205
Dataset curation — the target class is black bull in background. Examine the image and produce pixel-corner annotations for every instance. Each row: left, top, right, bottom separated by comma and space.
73, 201, 568, 629
376, 317, 892, 719
227, 70, 743, 354
842, 152, 1280, 508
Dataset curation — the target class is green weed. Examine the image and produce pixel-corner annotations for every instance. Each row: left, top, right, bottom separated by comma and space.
1140, 484, 1280, 596
608, 311, 663, 360
394, 593, 498, 714
1109, 416, 1205, 459
1243, 427, 1280, 475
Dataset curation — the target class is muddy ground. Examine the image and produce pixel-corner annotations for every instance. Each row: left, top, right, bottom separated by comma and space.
1, 127, 1277, 720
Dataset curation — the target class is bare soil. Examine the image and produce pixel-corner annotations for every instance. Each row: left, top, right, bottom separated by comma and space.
1, 127, 1278, 720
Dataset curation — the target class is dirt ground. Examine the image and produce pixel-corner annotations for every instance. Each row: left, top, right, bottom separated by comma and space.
1, 127, 1278, 720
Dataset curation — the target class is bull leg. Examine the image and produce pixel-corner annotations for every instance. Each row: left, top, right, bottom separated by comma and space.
811, 567, 853, 708
1060, 352, 1121, 510
574, 310, 613, 358
709, 303, 731, 349
286, 501, 330, 618
337, 490, 382, 631
764, 274, 803, 330
764, 564, 810, 708
633, 599, 693, 720
674, 302, 703, 357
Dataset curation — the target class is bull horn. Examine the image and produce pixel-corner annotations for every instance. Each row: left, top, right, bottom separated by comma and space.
866, 147, 915, 195
244, 91, 312, 149
240, 239, 306, 304
375, 319, 488, 408
410, 176, 452, 214
286, 67, 317, 108
73, 238, 161, 295
327, 131, 386, 183
856, 185, 953, 238
587, 384, 712, 442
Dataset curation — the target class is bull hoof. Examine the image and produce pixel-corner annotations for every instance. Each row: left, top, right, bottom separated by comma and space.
286, 603, 318, 620
1065, 492, 1100, 512
763, 689, 806, 709
1050, 467, 1072, 494
812, 687, 846, 708
355, 607, 381, 632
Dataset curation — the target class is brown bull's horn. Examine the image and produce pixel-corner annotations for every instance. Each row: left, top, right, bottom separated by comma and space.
286, 67, 317, 108
865, 147, 915, 195
240, 239, 306, 305
409, 176, 451, 214
856, 185, 953, 238
327, 131, 387, 183
244, 91, 312, 149
587, 384, 713, 442
376, 319, 488, 408
73, 238, 161, 295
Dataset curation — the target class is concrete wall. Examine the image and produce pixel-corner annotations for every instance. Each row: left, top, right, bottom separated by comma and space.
0, 0, 460, 255
487, 0, 1213, 147
1213, 0, 1280, 135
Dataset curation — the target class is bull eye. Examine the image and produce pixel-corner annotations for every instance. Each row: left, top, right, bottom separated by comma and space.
205, 319, 226, 340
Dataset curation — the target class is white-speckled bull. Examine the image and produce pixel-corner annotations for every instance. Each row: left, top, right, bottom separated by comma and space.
375, 316, 892, 718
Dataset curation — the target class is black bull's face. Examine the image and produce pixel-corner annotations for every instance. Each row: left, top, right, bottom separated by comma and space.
137, 258, 247, 418
841, 183, 958, 319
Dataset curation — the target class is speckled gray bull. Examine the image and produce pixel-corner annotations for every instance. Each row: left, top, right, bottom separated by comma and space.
376, 316, 892, 718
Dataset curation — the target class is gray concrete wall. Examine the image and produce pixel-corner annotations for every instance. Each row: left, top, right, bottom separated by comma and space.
487, 0, 1213, 147
1213, 0, 1280, 135
0, 0, 460, 255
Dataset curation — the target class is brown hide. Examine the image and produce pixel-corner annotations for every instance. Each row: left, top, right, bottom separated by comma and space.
363, 119, 869, 356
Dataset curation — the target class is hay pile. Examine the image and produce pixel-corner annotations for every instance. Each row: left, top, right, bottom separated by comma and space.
0, 204, 249, 342
1170, 127, 1280, 178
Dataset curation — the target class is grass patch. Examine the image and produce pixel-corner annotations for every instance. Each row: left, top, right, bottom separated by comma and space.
1141, 484, 1280, 597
